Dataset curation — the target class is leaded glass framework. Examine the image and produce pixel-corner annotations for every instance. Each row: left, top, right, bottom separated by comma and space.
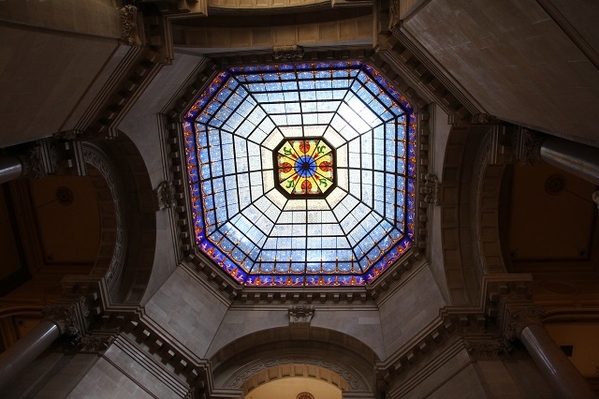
183, 61, 417, 287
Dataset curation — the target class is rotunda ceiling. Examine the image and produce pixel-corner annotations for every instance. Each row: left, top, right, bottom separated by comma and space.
183, 61, 416, 286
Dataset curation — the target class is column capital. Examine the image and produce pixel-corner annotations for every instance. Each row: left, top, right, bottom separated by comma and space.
593, 190, 599, 209
500, 301, 544, 341
42, 296, 90, 336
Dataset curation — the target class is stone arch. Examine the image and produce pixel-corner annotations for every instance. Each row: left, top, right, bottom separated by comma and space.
469, 131, 509, 277
210, 326, 378, 395
438, 125, 491, 306
82, 135, 156, 304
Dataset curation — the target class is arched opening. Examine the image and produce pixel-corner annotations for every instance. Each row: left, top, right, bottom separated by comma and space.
210, 326, 378, 397
246, 376, 343, 399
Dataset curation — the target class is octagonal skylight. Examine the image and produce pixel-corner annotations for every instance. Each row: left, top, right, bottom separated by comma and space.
183, 61, 416, 287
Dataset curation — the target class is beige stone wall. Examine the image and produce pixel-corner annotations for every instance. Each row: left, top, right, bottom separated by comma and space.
378, 263, 447, 356
0, 26, 119, 147
402, 0, 599, 147
67, 357, 154, 399
0, 0, 121, 38
118, 52, 209, 304
387, 342, 486, 399
144, 266, 229, 358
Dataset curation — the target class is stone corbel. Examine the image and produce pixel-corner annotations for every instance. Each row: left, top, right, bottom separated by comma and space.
272, 45, 305, 61
120, 5, 142, 46
464, 337, 510, 359
73, 333, 116, 354
155, 180, 176, 210
288, 305, 314, 326
421, 173, 439, 205
388, 0, 400, 31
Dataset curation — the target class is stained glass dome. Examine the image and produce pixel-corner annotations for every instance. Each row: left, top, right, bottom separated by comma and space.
183, 61, 416, 287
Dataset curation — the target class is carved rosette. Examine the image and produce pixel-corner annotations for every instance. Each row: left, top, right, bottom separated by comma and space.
288, 305, 314, 326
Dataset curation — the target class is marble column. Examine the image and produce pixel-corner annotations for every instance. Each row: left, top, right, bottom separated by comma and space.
539, 137, 599, 186
0, 320, 61, 390
506, 305, 597, 399
0, 155, 24, 184
0, 298, 89, 391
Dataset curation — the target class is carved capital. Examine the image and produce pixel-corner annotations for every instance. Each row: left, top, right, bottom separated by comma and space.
18, 140, 57, 179
120, 5, 142, 46
593, 190, 599, 210
503, 303, 544, 341
155, 180, 176, 210
42, 296, 90, 336
289, 305, 314, 326
519, 129, 545, 165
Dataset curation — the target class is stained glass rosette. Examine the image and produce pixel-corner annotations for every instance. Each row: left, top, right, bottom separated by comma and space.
182, 61, 417, 287
276, 138, 334, 197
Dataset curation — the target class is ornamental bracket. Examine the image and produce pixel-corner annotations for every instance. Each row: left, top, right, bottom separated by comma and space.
289, 305, 314, 326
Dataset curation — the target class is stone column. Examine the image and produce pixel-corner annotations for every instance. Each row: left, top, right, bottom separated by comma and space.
505, 304, 597, 399
0, 155, 24, 184
0, 139, 87, 184
539, 137, 599, 186
0, 297, 90, 391
0, 320, 61, 390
